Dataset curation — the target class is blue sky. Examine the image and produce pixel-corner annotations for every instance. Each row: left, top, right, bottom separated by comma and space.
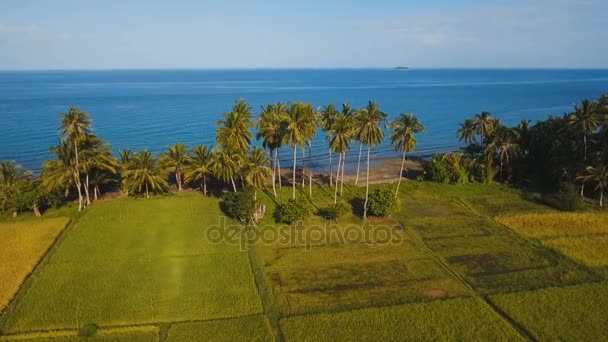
0, 0, 606, 69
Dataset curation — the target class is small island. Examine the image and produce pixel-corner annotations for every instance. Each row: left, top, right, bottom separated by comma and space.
394, 66, 409, 70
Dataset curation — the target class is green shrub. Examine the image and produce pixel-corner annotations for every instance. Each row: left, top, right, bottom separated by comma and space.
319, 201, 351, 221
78, 323, 98, 337
424, 157, 451, 183
541, 183, 580, 211
368, 186, 400, 217
277, 198, 312, 223
221, 191, 256, 222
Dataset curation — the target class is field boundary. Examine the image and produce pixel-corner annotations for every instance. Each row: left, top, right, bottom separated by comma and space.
0, 218, 72, 319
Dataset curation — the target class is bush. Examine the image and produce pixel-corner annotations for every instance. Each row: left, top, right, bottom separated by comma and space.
277, 197, 312, 224
541, 183, 580, 211
319, 201, 351, 221
424, 157, 451, 183
367, 186, 400, 217
78, 323, 98, 338
221, 191, 256, 222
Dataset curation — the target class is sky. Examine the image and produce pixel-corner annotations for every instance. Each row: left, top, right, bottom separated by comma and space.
0, 0, 607, 69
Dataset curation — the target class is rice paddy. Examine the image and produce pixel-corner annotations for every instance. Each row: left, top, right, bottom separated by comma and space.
0, 182, 606, 340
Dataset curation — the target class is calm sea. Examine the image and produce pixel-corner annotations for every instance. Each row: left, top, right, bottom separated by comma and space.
1, 69, 608, 172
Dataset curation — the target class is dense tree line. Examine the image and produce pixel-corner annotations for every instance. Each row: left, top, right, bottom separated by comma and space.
426, 94, 608, 207
0, 100, 424, 218
2, 93, 607, 219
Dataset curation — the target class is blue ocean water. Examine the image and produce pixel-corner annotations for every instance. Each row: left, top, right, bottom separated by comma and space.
1, 69, 608, 172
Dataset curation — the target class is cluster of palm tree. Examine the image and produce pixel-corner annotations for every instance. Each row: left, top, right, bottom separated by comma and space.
2, 99, 429, 218
456, 94, 608, 207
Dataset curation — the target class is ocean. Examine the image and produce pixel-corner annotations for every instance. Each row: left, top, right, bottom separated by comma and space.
1, 69, 608, 172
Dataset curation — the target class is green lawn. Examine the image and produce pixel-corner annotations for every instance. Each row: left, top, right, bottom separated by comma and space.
0, 193, 262, 334
280, 297, 523, 341
490, 282, 608, 341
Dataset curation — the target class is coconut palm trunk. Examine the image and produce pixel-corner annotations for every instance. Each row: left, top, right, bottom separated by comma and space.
74, 173, 83, 211
292, 146, 297, 199
231, 177, 237, 192
301, 147, 306, 188
355, 143, 363, 185
309, 143, 313, 197
145, 182, 150, 199
340, 153, 346, 195
334, 153, 342, 204
328, 149, 333, 186
363, 146, 371, 219
271, 148, 277, 197
395, 151, 406, 197
84, 173, 91, 206
176, 171, 182, 191
581, 135, 587, 197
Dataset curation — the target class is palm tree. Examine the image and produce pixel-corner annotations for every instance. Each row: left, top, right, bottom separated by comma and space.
184, 145, 213, 195
302, 104, 318, 196
41, 139, 79, 201
244, 147, 272, 203
283, 102, 309, 199
320, 104, 340, 186
58, 107, 92, 210
568, 99, 600, 196
486, 125, 519, 181
0, 161, 31, 212
355, 101, 386, 185
160, 143, 190, 191
391, 113, 424, 197
89, 169, 117, 200
211, 148, 241, 192
577, 166, 608, 207
329, 110, 354, 204
338, 104, 356, 193
457, 119, 477, 145
357, 101, 388, 219
217, 99, 254, 154
80, 135, 118, 205
256, 103, 288, 197
118, 149, 133, 195
473, 111, 493, 148
122, 149, 167, 198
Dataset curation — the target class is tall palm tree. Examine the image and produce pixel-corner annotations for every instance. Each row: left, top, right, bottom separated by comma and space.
244, 147, 272, 203
339, 104, 356, 193
577, 166, 608, 207
58, 107, 92, 210
217, 99, 254, 154
122, 149, 167, 198
283, 102, 309, 199
118, 149, 133, 195
329, 110, 354, 204
302, 104, 318, 196
80, 135, 117, 205
486, 125, 519, 182
211, 148, 241, 192
184, 145, 213, 195
320, 104, 340, 186
357, 101, 388, 219
457, 119, 477, 145
473, 111, 493, 148
391, 113, 425, 197
568, 99, 600, 196
355, 101, 386, 185
160, 143, 190, 191
256, 102, 288, 197
41, 139, 80, 201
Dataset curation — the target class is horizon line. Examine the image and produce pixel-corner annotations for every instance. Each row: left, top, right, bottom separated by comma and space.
2, 66, 608, 72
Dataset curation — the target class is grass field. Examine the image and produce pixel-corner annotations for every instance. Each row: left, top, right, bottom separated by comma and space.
0, 181, 606, 340
490, 282, 608, 340
0, 193, 262, 334
498, 212, 608, 270
280, 297, 523, 341
0, 218, 70, 313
